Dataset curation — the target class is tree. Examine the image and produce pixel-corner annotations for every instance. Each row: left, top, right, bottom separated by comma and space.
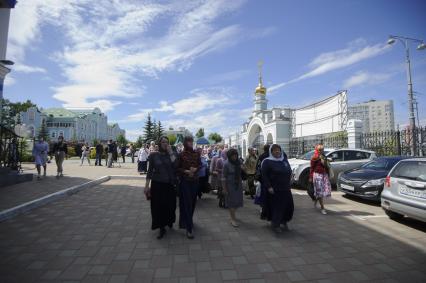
116, 134, 127, 146
208, 132, 223, 144
38, 119, 49, 141
135, 135, 144, 148
167, 134, 177, 145
92, 138, 99, 146
196, 128, 205, 138
1, 99, 37, 129
143, 113, 155, 143
156, 121, 164, 142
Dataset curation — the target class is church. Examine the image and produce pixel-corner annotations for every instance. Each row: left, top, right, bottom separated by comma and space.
238, 63, 293, 155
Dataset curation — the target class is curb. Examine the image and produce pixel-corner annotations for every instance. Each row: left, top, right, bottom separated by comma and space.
0, 175, 129, 223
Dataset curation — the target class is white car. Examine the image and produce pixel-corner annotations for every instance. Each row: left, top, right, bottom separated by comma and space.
289, 148, 376, 189
381, 158, 426, 222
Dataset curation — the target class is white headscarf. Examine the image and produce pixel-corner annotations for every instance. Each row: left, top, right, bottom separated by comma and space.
265, 144, 285, 162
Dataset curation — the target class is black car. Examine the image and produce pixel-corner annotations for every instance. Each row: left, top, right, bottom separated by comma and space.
337, 156, 410, 202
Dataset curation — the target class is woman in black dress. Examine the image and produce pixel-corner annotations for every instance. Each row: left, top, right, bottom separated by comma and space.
144, 137, 178, 239
261, 144, 294, 233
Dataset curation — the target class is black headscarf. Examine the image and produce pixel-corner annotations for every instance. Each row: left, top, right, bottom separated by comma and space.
227, 148, 241, 183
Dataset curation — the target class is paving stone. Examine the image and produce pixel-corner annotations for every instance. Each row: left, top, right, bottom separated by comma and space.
0, 176, 425, 283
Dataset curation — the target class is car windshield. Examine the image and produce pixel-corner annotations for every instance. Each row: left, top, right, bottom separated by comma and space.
362, 159, 400, 170
300, 150, 330, 160
391, 160, 426, 182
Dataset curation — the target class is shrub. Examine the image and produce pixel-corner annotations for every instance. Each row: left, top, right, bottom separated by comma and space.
90, 148, 96, 159
67, 146, 76, 157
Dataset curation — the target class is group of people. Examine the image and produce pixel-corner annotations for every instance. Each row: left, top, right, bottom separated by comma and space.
31, 133, 332, 237
142, 137, 332, 239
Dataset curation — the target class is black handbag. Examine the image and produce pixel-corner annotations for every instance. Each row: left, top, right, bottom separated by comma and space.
307, 182, 316, 201
241, 169, 248, 181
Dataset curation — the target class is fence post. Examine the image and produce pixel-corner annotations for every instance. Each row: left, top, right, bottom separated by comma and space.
396, 130, 401, 156
347, 119, 363, 149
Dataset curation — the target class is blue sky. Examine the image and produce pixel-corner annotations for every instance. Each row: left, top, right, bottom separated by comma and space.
4, 0, 426, 140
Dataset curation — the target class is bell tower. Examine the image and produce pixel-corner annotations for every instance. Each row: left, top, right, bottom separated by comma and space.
254, 61, 267, 112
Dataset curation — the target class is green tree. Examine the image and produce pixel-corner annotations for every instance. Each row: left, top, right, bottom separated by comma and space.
156, 121, 164, 142
167, 134, 177, 145
1, 99, 37, 129
208, 132, 223, 144
143, 113, 155, 142
92, 138, 99, 146
38, 119, 49, 141
116, 134, 127, 146
196, 128, 205, 138
135, 135, 144, 148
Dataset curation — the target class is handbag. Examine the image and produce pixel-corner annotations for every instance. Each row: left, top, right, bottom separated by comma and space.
241, 169, 248, 181
307, 181, 316, 201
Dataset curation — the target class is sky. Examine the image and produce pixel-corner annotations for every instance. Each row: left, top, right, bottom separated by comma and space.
4, 0, 426, 141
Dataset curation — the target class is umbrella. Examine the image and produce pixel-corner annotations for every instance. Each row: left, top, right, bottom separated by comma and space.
196, 137, 210, 145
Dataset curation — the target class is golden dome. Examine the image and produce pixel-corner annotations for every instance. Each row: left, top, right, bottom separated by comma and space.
255, 83, 266, 95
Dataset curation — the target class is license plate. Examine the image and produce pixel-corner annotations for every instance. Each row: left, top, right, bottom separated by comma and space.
399, 186, 426, 199
341, 183, 355, 191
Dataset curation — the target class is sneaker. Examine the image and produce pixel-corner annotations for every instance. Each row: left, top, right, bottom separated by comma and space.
230, 220, 239, 228
37, 175, 41, 180
60, 173, 63, 177
321, 209, 327, 215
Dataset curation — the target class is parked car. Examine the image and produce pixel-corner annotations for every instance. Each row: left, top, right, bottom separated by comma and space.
290, 148, 376, 189
337, 156, 409, 202
381, 158, 426, 222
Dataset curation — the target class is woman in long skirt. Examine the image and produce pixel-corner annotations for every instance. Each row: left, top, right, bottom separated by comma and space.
309, 144, 331, 214
177, 136, 201, 239
222, 149, 244, 227
144, 137, 177, 239
261, 144, 294, 233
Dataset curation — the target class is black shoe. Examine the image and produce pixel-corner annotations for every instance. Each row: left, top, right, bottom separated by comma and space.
157, 228, 166, 239
273, 226, 283, 233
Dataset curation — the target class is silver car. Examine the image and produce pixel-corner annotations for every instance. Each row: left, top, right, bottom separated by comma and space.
289, 148, 376, 189
381, 158, 426, 222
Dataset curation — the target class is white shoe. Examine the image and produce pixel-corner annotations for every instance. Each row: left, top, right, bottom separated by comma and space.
321, 209, 327, 215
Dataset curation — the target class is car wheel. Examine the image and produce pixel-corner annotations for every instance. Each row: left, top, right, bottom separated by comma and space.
384, 209, 404, 220
299, 169, 310, 190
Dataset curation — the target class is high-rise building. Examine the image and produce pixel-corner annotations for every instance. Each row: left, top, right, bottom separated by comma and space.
348, 100, 395, 132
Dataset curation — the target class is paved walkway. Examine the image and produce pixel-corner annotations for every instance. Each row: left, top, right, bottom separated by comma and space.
0, 158, 140, 211
0, 178, 425, 283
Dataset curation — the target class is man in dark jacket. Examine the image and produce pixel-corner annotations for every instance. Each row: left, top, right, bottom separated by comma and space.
107, 140, 114, 168
95, 142, 104, 166
120, 145, 126, 163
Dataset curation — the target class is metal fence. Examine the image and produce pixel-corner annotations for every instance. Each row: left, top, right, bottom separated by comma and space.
359, 127, 426, 157
288, 132, 348, 158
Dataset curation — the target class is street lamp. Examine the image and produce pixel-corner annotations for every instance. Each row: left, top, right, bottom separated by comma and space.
387, 35, 426, 156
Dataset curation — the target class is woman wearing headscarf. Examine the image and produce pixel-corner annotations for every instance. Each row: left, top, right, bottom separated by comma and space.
261, 144, 294, 233
144, 136, 177, 239
309, 144, 331, 215
177, 136, 201, 239
216, 149, 227, 208
197, 148, 209, 199
222, 148, 244, 227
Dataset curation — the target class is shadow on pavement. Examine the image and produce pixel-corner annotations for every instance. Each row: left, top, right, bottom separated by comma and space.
0, 181, 424, 283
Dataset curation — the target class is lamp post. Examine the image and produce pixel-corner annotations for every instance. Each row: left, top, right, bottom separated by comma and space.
387, 35, 426, 156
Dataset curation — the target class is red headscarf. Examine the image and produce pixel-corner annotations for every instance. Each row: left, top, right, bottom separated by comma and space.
311, 144, 323, 161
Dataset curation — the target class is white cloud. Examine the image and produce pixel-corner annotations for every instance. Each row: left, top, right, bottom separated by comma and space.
269, 39, 391, 93
13, 64, 46, 73
4, 75, 16, 86
343, 71, 392, 89
126, 87, 235, 123
8, 0, 260, 112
